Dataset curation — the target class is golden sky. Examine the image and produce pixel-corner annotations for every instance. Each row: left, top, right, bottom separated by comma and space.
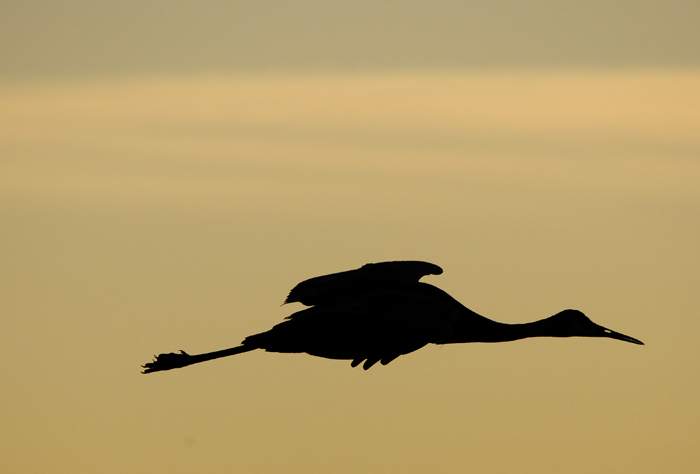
1, 2, 700, 474
1, 70, 699, 474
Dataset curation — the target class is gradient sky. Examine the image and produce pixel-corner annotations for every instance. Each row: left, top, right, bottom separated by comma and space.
1, 0, 700, 79
1, 3, 699, 474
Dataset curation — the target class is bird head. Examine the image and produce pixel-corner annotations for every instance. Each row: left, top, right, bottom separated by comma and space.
547, 309, 644, 344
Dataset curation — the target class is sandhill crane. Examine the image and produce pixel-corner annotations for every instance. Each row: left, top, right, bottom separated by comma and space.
142, 261, 643, 373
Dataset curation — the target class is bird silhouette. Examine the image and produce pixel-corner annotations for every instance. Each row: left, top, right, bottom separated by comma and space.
141, 261, 643, 373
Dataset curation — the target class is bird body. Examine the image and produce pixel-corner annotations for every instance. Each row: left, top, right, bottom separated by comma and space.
142, 261, 643, 373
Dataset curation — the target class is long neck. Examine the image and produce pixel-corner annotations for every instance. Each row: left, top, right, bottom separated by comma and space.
443, 314, 562, 344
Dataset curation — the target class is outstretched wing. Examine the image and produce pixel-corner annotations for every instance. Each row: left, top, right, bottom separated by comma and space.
284, 260, 443, 306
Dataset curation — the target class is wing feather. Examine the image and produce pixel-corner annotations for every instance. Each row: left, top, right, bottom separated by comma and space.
284, 260, 443, 306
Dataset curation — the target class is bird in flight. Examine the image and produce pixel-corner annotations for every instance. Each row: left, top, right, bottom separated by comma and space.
142, 261, 643, 373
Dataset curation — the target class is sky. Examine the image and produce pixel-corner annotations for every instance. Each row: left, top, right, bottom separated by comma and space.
1, 0, 700, 79
1, 2, 700, 474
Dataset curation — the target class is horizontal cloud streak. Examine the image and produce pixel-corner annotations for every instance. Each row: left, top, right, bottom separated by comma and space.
1, 71, 699, 212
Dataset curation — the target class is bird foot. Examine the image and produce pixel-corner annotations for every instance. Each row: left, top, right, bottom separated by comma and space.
141, 350, 191, 374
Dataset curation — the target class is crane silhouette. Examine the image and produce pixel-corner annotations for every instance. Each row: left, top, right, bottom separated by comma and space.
142, 261, 643, 373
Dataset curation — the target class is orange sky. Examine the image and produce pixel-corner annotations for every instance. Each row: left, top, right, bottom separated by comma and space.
1, 70, 699, 473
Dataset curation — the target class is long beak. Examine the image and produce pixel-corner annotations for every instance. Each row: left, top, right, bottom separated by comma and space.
601, 326, 644, 345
